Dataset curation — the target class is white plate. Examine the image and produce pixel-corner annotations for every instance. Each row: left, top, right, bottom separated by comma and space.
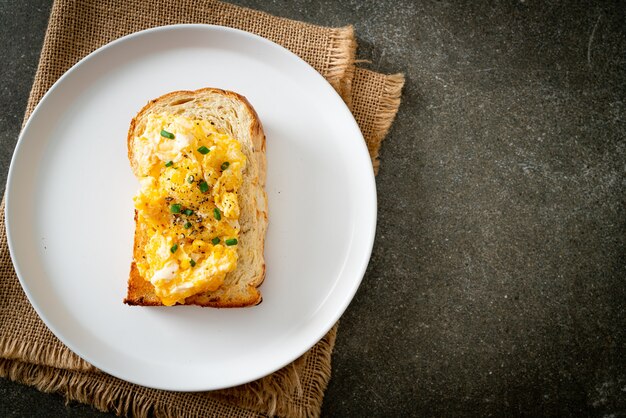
5, 25, 376, 391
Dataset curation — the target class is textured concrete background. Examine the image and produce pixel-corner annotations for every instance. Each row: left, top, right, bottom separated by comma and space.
1, 0, 624, 416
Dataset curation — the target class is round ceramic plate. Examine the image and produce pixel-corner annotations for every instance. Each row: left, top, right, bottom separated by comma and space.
5, 25, 376, 391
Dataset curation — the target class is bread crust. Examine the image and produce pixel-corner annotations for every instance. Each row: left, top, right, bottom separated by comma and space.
124, 88, 267, 307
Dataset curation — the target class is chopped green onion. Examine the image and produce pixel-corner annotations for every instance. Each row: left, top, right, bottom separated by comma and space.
170, 204, 181, 214
183, 209, 194, 216
190, 259, 196, 267
165, 160, 173, 167
184, 222, 192, 229
187, 175, 194, 184
225, 238, 238, 246
221, 161, 230, 170
197, 146, 210, 154
212, 237, 220, 245
160, 129, 175, 139
213, 208, 221, 220
199, 181, 209, 193
170, 244, 178, 253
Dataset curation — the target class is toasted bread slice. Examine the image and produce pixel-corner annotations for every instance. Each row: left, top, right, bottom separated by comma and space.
124, 88, 267, 307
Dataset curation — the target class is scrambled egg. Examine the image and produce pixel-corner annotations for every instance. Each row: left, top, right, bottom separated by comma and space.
132, 114, 246, 306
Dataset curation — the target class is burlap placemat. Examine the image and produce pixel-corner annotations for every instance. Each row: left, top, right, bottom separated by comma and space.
0, 0, 404, 416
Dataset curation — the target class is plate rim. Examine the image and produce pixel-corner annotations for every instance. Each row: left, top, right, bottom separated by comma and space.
5, 24, 377, 391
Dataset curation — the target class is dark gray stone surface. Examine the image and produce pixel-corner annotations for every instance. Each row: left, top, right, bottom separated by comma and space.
1, 0, 624, 416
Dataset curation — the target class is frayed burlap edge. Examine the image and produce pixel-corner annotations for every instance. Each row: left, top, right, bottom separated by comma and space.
0, 325, 337, 418
21, 2, 57, 129
0, 359, 250, 418
0, 336, 94, 373
370, 73, 405, 174
326, 25, 357, 106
